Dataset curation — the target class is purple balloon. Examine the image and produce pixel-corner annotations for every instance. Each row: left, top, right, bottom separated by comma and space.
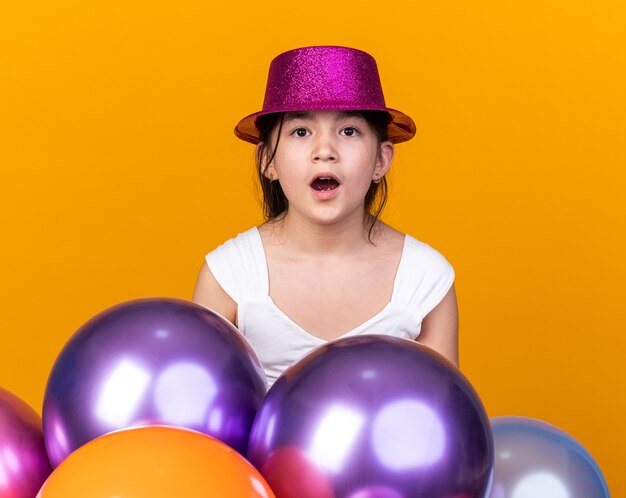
0, 388, 51, 497
248, 335, 493, 498
43, 298, 266, 468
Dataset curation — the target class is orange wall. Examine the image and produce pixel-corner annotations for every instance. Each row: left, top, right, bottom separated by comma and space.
1, 0, 624, 494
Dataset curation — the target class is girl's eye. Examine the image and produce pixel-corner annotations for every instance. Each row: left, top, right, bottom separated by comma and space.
291, 128, 310, 137
341, 127, 359, 137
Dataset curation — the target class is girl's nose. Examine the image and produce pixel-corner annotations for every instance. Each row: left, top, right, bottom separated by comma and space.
311, 134, 338, 162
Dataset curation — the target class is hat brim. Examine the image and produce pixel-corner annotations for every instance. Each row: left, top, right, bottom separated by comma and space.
234, 106, 416, 145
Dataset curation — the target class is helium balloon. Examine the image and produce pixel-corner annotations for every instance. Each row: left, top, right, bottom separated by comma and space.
38, 426, 276, 497
489, 417, 609, 498
0, 388, 51, 497
248, 335, 493, 498
43, 298, 266, 467
261, 446, 335, 498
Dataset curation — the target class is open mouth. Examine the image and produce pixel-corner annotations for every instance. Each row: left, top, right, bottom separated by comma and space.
311, 176, 340, 191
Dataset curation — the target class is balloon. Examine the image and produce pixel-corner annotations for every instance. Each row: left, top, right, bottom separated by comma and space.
43, 298, 266, 467
261, 446, 335, 498
37, 426, 276, 497
0, 388, 51, 497
248, 335, 493, 498
488, 416, 609, 498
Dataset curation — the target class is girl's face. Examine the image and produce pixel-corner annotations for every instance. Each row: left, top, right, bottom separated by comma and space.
261, 110, 394, 226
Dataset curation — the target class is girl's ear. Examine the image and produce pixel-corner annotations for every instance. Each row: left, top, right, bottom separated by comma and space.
264, 167, 277, 181
256, 142, 277, 181
255, 141, 265, 167
374, 140, 395, 178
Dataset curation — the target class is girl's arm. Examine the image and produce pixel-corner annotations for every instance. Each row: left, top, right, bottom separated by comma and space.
417, 285, 459, 367
192, 263, 238, 326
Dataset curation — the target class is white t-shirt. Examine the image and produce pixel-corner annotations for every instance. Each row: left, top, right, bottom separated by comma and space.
206, 227, 454, 386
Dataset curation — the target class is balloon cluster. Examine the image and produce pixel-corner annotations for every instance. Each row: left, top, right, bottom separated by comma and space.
0, 298, 610, 497
40, 298, 270, 496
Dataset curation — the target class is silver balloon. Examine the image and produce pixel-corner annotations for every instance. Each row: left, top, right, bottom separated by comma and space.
489, 417, 609, 498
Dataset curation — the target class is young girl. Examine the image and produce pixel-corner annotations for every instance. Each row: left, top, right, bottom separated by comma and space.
193, 46, 458, 386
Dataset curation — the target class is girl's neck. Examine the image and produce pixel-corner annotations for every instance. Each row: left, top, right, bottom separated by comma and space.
267, 210, 379, 256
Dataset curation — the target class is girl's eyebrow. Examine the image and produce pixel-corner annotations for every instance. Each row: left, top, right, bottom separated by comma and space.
284, 112, 313, 122
336, 111, 365, 120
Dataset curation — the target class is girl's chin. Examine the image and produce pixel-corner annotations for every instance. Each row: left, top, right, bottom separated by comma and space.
288, 207, 366, 228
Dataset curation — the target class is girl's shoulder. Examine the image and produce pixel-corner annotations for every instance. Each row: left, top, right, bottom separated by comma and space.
207, 226, 261, 254
365, 222, 405, 261
378, 222, 453, 274
372, 221, 405, 244
204, 226, 268, 302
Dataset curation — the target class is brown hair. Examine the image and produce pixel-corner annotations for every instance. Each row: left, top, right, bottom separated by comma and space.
255, 111, 392, 240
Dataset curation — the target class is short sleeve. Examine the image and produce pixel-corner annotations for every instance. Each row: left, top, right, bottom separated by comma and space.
205, 228, 268, 304
394, 235, 455, 320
